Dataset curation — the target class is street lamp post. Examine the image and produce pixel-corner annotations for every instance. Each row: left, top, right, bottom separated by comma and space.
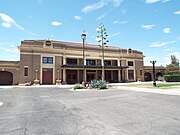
150, 60, 156, 87
81, 31, 86, 86
34, 69, 39, 85
35, 70, 38, 80
96, 23, 109, 81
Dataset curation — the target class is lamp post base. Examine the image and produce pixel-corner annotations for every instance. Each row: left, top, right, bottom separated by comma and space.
153, 82, 156, 87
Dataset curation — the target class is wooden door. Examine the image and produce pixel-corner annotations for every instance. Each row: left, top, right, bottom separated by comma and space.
42, 68, 53, 84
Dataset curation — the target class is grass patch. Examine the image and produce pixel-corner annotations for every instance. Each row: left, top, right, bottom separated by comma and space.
156, 84, 180, 88
74, 84, 83, 90
123, 83, 180, 89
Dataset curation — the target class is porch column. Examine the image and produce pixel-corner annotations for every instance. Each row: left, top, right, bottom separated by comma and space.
96, 70, 98, 80
77, 70, 80, 83
111, 70, 113, 81
117, 59, 120, 66
63, 69, 66, 83
118, 70, 121, 82
63, 57, 66, 65
84, 69, 87, 82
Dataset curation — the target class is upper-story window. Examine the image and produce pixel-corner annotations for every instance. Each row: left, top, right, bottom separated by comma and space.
67, 59, 77, 65
104, 60, 111, 66
112, 60, 117, 66
42, 57, 53, 64
86, 60, 95, 66
24, 67, 28, 76
128, 61, 134, 66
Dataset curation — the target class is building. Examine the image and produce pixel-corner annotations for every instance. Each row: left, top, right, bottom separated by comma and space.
144, 66, 165, 81
0, 39, 164, 85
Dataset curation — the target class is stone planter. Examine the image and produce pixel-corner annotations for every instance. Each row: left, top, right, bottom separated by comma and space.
34, 79, 40, 85
56, 79, 61, 85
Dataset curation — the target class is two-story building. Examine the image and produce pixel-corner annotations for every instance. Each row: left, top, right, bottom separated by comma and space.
0, 39, 146, 85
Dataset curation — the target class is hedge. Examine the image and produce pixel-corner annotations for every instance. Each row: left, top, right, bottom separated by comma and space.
164, 74, 180, 82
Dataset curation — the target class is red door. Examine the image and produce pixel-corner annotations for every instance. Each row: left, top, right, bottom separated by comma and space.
42, 68, 53, 84
66, 70, 77, 84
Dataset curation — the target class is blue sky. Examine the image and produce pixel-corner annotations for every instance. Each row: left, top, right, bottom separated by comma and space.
0, 0, 180, 66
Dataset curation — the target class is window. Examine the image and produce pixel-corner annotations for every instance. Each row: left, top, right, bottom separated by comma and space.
67, 59, 77, 65
104, 60, 111, 66
112, 60, 117, 66
128, 70, 134, 80
140, 70, 142, 76
42, 57, 53, 64
86, 60, 95, 66
24, 67, 28, 76
128, 61, 134, 66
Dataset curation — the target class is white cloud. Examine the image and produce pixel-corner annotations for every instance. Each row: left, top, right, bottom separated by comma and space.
150, 40, 176, 47
0, 12, 25, 30
81, 0, 123, 13
113, 0, 123, 7
165, 52, 180, 65
174, 10, 180, 15
145, 0, 161, 4
163, 27, 170, 34
97, 13, 107, 20
0, 12, 36, 36
141, 24, 155, 30
113, 20, 128, 24
0, 13, 15, 23
144, 56, 155, 66
51, 21, 62, 26
145, 0, 170, 3
82, 0, 108, 13
0, 46, 18, 53
167, 52, 180, 60
1, 22, 11, 28
162, 0, 170, 2
109, 32, 121, 37
74, 16, 82, 20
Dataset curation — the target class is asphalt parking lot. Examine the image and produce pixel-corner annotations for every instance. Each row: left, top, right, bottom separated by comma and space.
0, 86, 180, 135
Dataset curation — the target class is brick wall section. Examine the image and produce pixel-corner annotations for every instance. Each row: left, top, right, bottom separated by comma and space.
19, 53, 41, 84
55, 56, 62, 81
135, 60, 144, 81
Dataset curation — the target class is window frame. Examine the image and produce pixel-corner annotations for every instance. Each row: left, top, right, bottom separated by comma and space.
24, 66, 29, 77
128, 61, 134, 66
42, 57, 53, 64
128, 70, 134, 80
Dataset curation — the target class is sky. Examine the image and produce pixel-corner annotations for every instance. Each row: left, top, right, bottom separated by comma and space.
0, 0, 180, 66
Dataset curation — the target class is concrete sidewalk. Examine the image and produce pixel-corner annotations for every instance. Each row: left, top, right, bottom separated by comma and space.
0, 81, 179, 95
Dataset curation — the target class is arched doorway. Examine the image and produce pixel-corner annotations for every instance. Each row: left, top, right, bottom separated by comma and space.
156, 72, 163, 80
144, 72, 152, 81
0, 71, 13, 85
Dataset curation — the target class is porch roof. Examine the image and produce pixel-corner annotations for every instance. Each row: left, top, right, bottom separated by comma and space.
61, 65, 129, 69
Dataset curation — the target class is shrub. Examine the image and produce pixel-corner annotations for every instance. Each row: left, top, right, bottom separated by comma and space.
164, 74, 180, 82
158, 76, 164, 82
74, 84, 83, 90
90, 80, 97, 88
97, 80, 107, 89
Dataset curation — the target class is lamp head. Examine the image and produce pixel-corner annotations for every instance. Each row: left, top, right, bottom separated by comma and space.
81, 32, 86, 40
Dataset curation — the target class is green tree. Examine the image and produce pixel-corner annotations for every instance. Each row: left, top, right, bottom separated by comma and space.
165, 55, 179, 74
171, 55, 179, 66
